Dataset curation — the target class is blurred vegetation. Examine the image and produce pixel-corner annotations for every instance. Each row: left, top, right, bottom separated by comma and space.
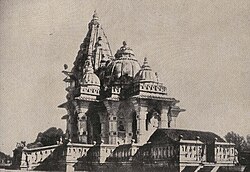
27, 127, 65, 148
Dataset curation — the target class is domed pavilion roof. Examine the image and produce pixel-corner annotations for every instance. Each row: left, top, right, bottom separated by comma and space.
106, 41, 141, 85
81, 57, 100, 87
134, 57, 158, 83
77, 57, 100, 100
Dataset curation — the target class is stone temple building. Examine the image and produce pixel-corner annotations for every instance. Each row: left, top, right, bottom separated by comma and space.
19, 12, 241, 172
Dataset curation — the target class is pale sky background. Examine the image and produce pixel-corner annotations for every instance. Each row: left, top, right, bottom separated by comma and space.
0, 0, 250, 155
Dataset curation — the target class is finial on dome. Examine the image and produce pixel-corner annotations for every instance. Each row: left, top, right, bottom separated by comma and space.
93, 10, 99, 20
123, 41, 127, 46
120, 41, 128, 50
142, 57, 150, 68
115, 41, 135, 58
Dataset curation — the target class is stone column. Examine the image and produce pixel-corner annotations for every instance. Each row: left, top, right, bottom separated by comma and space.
159, 106, 169, 129
104, 100, 119, 145
67, 102, 79, 142
75, 101, 89, 143
65, 109, 71, 140
77, 107, 88, 143
65, 146, 77, 172
136, 106, 148, 144
99, 112, 108, 143
20, 152, 28, 169
126, 118, 133, 144
66, 163, 75, 172
108, 113, 117, 144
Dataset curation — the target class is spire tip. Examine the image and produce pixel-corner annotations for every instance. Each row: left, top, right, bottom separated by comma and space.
93, 10, 99, 20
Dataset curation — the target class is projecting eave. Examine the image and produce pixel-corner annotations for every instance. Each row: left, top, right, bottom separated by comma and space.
61, 114, 69, 120
58, 102, 68, 108
63, 77, 72, 82
62, 71, 74, 77
132, 94, 178, 103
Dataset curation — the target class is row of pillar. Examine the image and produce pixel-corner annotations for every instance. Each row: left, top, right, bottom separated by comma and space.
69, 99, 181, 145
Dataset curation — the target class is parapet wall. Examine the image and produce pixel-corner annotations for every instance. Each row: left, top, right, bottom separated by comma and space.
19, 140, 239, 172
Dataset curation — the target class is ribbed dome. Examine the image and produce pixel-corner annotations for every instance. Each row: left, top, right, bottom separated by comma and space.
109, 58, 141, 78
81, 57, 100, 86
134, 57, 158, 83
106, 42, 141, 84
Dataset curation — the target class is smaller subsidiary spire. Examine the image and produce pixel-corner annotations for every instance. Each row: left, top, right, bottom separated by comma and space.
81, 56, 100, 88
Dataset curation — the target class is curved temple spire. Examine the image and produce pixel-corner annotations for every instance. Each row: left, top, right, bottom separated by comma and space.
71, 11, 113, 78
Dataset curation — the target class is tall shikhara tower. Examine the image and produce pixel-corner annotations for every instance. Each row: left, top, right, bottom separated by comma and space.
58, 12, 185, 145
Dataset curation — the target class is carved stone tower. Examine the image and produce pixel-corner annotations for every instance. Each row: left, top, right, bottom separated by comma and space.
59, 12, 185, 145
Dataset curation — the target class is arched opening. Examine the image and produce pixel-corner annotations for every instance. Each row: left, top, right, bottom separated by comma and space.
87, 112, 101, 144
132, 111, 137, 142
146, 109, 160, 131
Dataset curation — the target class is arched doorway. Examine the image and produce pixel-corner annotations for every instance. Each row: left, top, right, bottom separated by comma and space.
87, 112, 101, 144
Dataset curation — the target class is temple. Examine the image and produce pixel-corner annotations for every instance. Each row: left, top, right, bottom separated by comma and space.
19, 12, 240, 172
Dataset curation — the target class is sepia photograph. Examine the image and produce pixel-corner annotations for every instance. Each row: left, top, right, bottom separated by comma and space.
0, 0, 249, 171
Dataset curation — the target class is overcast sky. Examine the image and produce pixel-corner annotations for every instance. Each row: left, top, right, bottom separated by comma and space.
0, 0, 250, 155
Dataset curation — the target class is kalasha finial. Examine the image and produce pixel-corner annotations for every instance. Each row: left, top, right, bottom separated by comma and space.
115, 41, 135, 58
123, 41, 127, 46
142, 57, 149, 67
120, 41, 128, 51
93, 10, 99, 20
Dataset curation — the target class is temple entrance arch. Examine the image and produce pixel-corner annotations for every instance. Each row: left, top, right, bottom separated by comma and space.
116, 100, 137, 144
87, 111, 101, 144
146, 109, 161, 132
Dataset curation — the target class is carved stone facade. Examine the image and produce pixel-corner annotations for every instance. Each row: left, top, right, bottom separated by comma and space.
19, 12, 242, 172
58, 11, 185, 146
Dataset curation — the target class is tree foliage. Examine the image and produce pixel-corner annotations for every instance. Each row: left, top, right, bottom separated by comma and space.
224, 131, 247, 151
247, 134, 250, 145
0, 151, 11, 164
27, 127, 64, 148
